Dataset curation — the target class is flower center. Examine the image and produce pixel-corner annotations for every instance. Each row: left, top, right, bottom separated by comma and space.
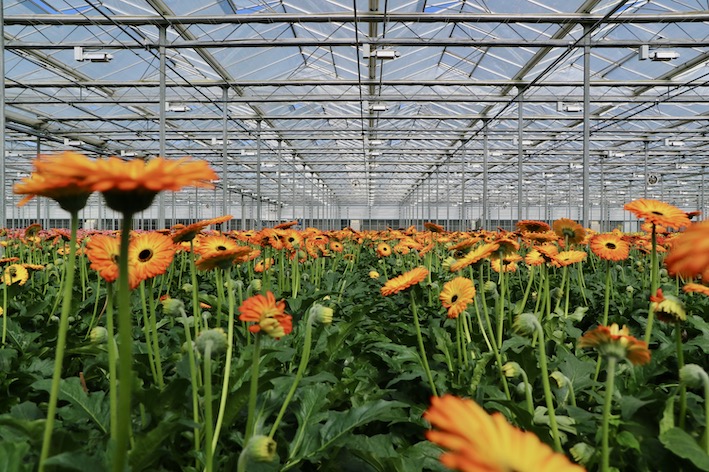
138, 249, 153, 262
651, 211, 664, 216
605, 242, 617, 250
451, 295, 459, 303
216, 245, 227, 251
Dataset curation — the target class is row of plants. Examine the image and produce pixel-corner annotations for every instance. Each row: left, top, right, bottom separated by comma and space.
1, 151, 709, 471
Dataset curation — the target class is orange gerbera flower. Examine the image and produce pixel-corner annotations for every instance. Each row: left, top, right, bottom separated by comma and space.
424, 394, 584, 472
254, 258, 274, 273
195, 234, 240, 256
273, 220, 298, 230
624, 199, 690, 230
590, 233, 630, 261
516, 220, 551, 234
172, 215, 232, 243
524, 249, 545, 266
14, 152, 97, 211
3, 264, 29, 286
196, 247, 252, 271
85, 234, 121, 283
381, 266, 429, 296
329, 241, 344, 253
552, 218, 586, 245
86, 156, 218, 214
440, 277, 476, 318
376, 242, 392, 257
552, 250, 587, 267
238, 291, 292, 339
424, 222, 445, 233
281, 229, 303, 250
128, 232, 175, 288
491, 255, 521, 273
578, 323, 651, 365
449, 242, 499, 272
664, 220, 709, 282
24, 223, 42, 237
683, 282, 709, 297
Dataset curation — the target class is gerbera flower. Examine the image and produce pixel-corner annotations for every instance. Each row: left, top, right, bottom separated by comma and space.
195, 234, 240, 256
3, 264, 29, 286
254, 258, 274, 273
683, 282, 709, 297
196, 247, 252, 271
686, 210, 702, 220
624, 199, 690, 230
381, 266, 429, 296
85, 156, 218, 214
449, 242, 499, 272
447, 237, 481, 252
494, 237, 520, 257
664, 220, 709, 282
552, 250, 587, 267
440, 277, 476, 318
24, 223, 42, 238
329, 241, 344, 253
525, 249, 545, 266
376, 242, 392, 257
578, 323, 651, 365
424, 222, 445, 233
552, 218, 586, 245
273, 220, 298, 230
516, 220, 551, 233
85, 234, 121, 283
491, 255, 521, 273
590, 233, 630, 261
128, 232, 175, 288
172, 215, 233, 243
649, 288, 686, 323
281, 229, 303, 250
14, 152, 97, 211
424, 394, 584, 472
238, 291, 293, 339
523, 231, 559, 243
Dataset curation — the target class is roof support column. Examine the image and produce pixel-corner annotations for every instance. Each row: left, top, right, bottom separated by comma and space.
446, 162, 450, 230
461, 143, 466, 231
517, 90, 524, 225
36, 136, 41, 224
221, 86, 229, 221
256, 120, 262, 229
483, 122, 489, 230
157, 25, 166, 230
277, 140, 282, 222
582, 24, 591, 228
1, 0, 7, 229
644, 140, 649, 198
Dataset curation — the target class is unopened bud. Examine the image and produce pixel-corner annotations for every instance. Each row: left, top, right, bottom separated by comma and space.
161, 298, 185, 316
310, 303, 334, 325
195, 328, 228, 357
90, 326, 108, 344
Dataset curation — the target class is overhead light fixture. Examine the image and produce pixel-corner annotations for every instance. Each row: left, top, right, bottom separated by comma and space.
639, 45, 679, 61
369, 151, 381, 157
361, 44, 400, 60
665, 138, 685, 147
557, 101, 582, 112
605, 151, 625, 158
241, 149, 256, 156
165, 102, 191, 112
63, 138, 84, 146
369, 140, 383, 145
120, 150, 136, 157
74, 46, 113, 63
211, 138, 232, 146
369, 104, 388, 112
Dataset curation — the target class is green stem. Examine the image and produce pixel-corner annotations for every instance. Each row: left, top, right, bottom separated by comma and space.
269, 311, 316, 439
478, 271, 511, 400
601, 357, 617, 472
179, 307, 201, 459
518, 265, 535, 314
204, 341, 214, 472
113, 212, 135, 472
520, 370, 534, 414
245, 332, 262, 441
139, 281, 159, 385
39, 211, 79, 472
602, 260, 611, 326
106, 284, 118, 441
212, 268, 235, 452
536, 326, 562, 452
645, 225, 658, 344
704, 377, 709, 455
676, 327, 686, 430
410, 290, 438, 396
147, 279, 164, 389
2, 279, 7, 346
190, 240, 201, 337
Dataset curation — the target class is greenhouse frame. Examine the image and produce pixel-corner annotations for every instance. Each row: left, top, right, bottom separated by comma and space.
3, 0, 708, 231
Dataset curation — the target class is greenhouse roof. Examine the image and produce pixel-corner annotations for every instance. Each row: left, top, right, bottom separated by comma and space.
3, 0, 709, 222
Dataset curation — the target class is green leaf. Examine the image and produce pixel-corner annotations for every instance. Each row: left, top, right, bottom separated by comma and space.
32, 377, 108, 434
617, 430, 640, 451
619, 395, 655, 420
318, 400, 408, 452
0, 441, 31, 472
44, 451, 105, 471
660, 427, 709, 471
659, 395, 676, 436
129, 414, 185, 471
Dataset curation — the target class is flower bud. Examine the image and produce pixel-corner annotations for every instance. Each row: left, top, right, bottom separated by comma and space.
369, 270, 380, 279
514, 313, 540, 336
680, 364, 709, 389
243, 435, 277, 463
626, 285, 634, 294
181, 283, 193, 293
310, 303, 334, 325
570, 442, 595, 465
90, 326, 108, 344
483, 281, 497, 294
161, 298, 185, 316
195, 328, 228, 357
248, 279, 262, 292
502, 361, 522, 378
550, 371, 570, 389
